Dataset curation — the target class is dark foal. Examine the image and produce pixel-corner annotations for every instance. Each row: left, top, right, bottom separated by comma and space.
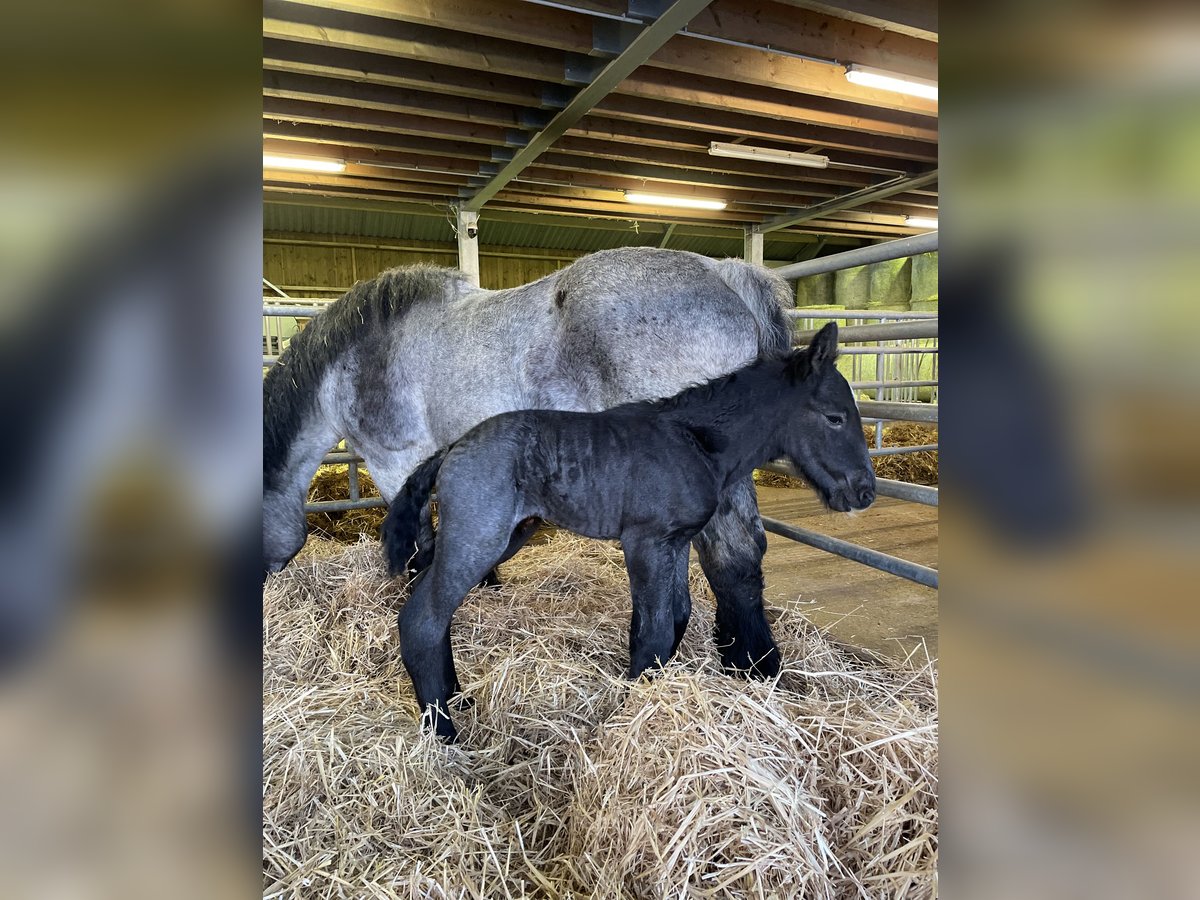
383, 323, 874, 742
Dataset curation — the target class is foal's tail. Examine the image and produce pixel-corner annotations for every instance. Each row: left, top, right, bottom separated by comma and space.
382, 450, 447, 577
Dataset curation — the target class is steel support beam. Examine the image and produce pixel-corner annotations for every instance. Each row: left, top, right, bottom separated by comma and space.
743, 225, 764, 265
456, 207, 480, 287
761, 170, 938, 234
658, 222, 677, 248
461, 0, 715, 213
775, 231, 938, 280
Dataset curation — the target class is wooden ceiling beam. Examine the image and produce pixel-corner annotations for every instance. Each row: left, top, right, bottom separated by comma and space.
263, 9, 568, 85
550, 136, 889, 188
263, 97, 514, 146
568, 117, 917, 174
616, 68, 936, 141
593, 95, 937, 161
263, 40, 554, 107
263, 120, 496, 161
263, 137, 485, 176
684, 0, 935, 79
263, 71, 534, 128
272, 0, 936, 111
760, 167, 938, 232
772, 0, 937, 43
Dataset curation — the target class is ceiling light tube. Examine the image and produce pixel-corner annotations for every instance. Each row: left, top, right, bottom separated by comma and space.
624, 191, 726, 211
709, 142, 829, 169
263, 154, 346, 173
905, 215, 938, 229
845, 64, 938, 101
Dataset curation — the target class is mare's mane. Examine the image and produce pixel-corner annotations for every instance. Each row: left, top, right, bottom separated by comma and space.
263, 265, 465, 488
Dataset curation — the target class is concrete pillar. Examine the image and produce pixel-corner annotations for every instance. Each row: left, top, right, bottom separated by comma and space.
456, 207, 480, 287
743, 225, 763, 265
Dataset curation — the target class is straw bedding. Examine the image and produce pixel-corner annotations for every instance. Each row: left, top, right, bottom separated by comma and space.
263, 535, 937, 899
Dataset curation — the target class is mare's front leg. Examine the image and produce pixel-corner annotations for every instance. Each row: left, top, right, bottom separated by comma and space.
624, 536, 689, 679
692, 477, 781, 678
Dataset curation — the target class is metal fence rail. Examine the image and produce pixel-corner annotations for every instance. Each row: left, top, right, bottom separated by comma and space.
767, 232, 939, 586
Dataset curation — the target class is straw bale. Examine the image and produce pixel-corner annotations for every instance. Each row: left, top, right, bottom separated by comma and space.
264, 534, 937, 899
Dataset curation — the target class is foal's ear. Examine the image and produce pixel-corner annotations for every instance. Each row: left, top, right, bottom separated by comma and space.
787, 321, 839, 381
808, 322, 838, 372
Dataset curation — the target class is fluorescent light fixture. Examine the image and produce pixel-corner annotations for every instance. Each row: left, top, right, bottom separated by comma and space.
845, 64, 938, 101
905, 215, 938, 229
624, 191, 726, 211
709, 141, 829, 169
263, 153, 346, 173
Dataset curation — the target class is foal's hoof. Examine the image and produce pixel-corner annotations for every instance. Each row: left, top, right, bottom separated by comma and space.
719, 644, 782, 680
421, 705, 460, 744
448, 693, 476, 711
477, 569, 502, 589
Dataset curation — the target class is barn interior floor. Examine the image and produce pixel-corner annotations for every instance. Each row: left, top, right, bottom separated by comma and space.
751, 486, 939, 663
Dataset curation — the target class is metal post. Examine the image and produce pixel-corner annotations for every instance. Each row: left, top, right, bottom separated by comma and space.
456, 207, 480, 287
743, 225, 764, 266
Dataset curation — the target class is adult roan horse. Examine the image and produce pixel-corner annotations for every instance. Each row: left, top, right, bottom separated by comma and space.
383, 323, 874, 742
264, 246, 794, 678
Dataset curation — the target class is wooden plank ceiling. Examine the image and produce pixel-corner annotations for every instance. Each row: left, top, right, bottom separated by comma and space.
263, 0, 938, 246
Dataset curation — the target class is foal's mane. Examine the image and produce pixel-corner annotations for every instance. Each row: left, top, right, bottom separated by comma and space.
264, 265, 467, 487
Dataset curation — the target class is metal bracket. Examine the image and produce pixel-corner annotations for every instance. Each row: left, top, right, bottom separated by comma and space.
592, 19, 641, 56
517, 108, 552, 130
628, 0, 672, 20
564, 52, 605, 85
490, 147, 515, 162
504, 129, 532, 148
540, 85, 571, 109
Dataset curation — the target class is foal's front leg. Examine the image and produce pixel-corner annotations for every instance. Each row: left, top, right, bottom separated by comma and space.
624, 537, 689, 679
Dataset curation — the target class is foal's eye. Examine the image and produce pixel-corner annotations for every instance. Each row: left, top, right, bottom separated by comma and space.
825, 413, 845, 427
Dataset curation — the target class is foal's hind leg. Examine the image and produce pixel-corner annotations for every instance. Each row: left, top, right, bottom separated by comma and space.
693, 478, 781, 678
623, 536, 689, 679
397, 492, 517, 742
479, 517, 541, 587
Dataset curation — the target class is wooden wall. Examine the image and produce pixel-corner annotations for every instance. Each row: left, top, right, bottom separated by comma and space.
264, 232, 588, 295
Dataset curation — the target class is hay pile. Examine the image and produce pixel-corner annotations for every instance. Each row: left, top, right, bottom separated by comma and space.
865, 424, 939, 487
264, 535, 937, 898
305, 465, 388, 542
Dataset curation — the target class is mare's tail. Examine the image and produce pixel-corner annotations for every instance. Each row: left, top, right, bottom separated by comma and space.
382, 450, 447, 576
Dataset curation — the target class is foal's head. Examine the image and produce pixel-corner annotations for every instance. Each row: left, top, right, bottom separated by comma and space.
778, 322, 876, 513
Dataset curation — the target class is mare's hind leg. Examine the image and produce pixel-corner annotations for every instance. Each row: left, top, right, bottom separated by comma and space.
693, 478, 781, 678
669, 549, 692, 660
624, 535, 689, 678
